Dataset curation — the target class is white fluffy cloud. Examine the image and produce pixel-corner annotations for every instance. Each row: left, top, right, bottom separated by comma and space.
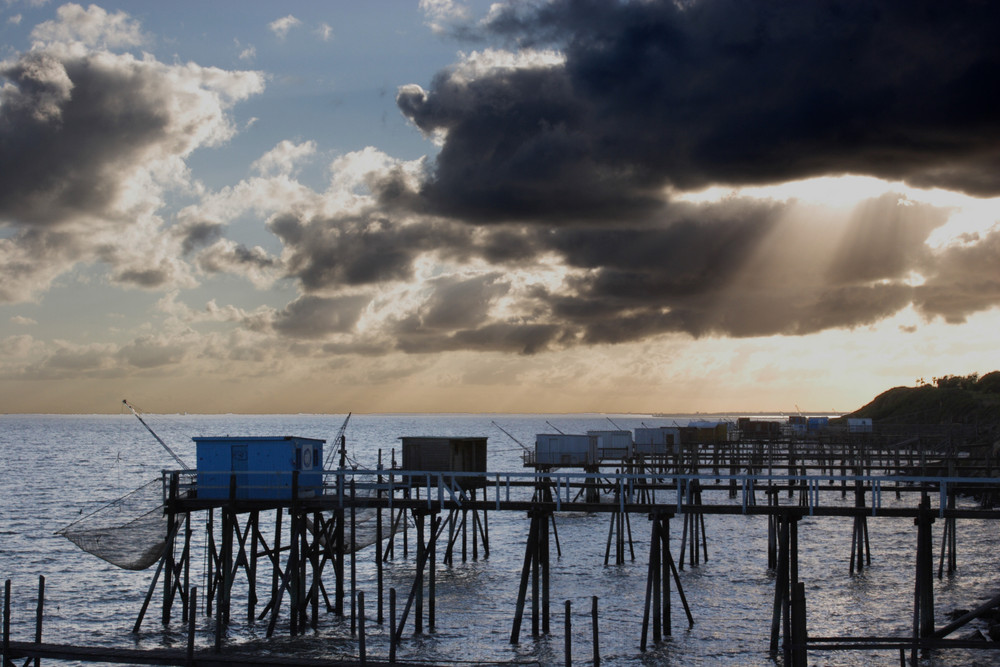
268, 14, 300, 39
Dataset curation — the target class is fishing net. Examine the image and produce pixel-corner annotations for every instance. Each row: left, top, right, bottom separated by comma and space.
56, 478, 169, 571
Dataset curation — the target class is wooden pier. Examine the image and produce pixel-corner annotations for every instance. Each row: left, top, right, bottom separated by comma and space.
6, 430, 1000, 666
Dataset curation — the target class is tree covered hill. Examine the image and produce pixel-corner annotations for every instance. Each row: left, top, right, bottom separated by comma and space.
846, 372, 1000, 426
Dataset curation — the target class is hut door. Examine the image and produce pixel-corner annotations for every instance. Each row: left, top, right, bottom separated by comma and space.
231, 444, 248, 498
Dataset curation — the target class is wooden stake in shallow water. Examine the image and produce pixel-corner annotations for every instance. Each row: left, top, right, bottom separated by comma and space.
641, 512, 693, 651
511, 506, 553, 643
912, 494, 936, 664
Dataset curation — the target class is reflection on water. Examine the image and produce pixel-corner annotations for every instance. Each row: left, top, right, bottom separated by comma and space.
2, 413, 999, 666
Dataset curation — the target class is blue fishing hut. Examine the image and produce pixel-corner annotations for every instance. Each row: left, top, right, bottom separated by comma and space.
194, 436, 324, 500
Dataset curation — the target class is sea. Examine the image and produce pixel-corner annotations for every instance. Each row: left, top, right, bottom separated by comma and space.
2, 412, 999, 666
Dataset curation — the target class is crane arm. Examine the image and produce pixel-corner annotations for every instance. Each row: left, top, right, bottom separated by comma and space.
122, 399, 191, 470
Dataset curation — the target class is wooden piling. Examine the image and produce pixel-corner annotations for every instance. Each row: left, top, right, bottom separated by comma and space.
186, 587, 196, 667
389, 588, 397, 664
30, 575, 43, 667
350, 481, 357, 637
564, 600, 571, 667
511, 511, 541, 644
790, 581, 807, 667
913, 494, 936, 661
358, 591, 366, 666
2, 579, 9, 667
591, 596, 600, 667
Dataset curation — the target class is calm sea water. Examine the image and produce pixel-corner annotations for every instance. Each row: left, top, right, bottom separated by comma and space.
2, 413, 999, 666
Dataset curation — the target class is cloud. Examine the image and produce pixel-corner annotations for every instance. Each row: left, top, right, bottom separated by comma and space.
235, 40, 256, 62
251, 140, 316, 177
10, 315, 37, 326
7, 0, 999, 372
196, 239, 280, 289
268, 14, 301, 40
30, 3, 144, 50
255, 181, 968, 352
0, 8, 265, 302
269, 211, 474, 290
116, 334, 187, 369
419, 0, 471, 34
0, 228, 87, 302
272, 294, 370, 339
396, 0, 1000, 228
915, 227, 1000, 323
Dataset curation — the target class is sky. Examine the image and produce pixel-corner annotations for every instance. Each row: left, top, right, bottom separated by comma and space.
1, 0, 1000, 415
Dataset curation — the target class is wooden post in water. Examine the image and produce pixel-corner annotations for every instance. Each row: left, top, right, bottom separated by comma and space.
358, 591, 366, 666
770, 512, 801, 659
849, 477, 871, 574
187, 586, 196, 667
510, 512, 535, 643
2, 579, 9, 667
415, 511, 425, 635
564, 600, 571, 667
938, 458, 957, 578
429, 514, 439, 631
767, 487, 779, 570
790, 581, 807, 667
641, 513, 664, 650
163, 475, 179, 626
389, 588, 397, 664
350, 481, 357, 637
394, 508, 442, 640
912, 493, 936, 663
376, 456, 385, 624
641, 511, 692, 651
592, 596, 600, 667
335, 474, 345, 617
33, 575, 44, 667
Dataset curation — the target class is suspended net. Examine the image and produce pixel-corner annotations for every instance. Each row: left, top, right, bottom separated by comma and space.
57, 472, 409, 565
56, 478, 169, 571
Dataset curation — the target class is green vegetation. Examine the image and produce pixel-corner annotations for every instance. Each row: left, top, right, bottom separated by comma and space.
847, 372, 1000, 425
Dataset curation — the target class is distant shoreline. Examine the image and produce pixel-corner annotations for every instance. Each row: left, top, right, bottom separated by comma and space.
653, 411, 844, 418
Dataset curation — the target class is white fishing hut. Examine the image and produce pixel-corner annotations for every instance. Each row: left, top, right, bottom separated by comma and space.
588, 430, 633, 461
532, 434, 597, 467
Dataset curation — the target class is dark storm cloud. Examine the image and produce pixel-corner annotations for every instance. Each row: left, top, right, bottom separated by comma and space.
915, 229, 1000, 323
398, 0, 1000, 223
114, 266, 172, 288
196, 242, 277, 275
266, 191, 964, 350
155, 0, 995, 352
176, 222, 225, 255
268, 212, 477, 289
0, 50, 172, 225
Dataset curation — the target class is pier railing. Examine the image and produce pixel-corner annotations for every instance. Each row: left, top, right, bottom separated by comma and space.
162, 467, 1000, 518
